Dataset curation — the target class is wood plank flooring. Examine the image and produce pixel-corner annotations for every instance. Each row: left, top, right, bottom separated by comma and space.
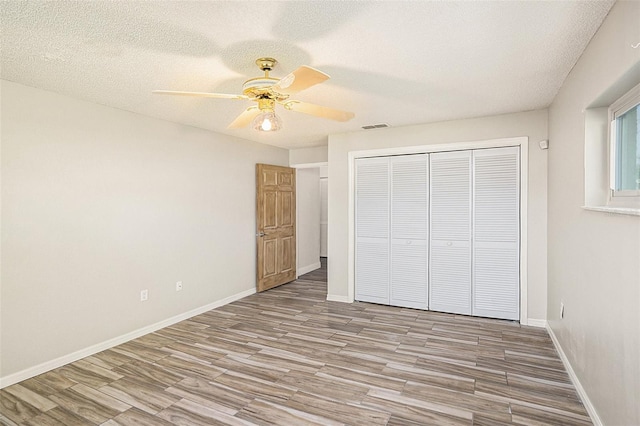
1, 259, 591, 425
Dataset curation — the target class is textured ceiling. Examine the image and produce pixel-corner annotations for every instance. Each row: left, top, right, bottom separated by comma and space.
1, 1, 614, 149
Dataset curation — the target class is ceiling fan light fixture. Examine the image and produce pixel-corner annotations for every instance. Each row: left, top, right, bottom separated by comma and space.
252, 110, 282, 132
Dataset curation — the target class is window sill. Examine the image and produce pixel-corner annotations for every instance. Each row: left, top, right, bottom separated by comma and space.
582, 206, 640, 216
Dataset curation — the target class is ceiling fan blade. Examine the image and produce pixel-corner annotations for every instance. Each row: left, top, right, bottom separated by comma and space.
281, 100, 354, 122
227, 106, 261, 129
272, 66, 330, 95
153, 90, 248, 100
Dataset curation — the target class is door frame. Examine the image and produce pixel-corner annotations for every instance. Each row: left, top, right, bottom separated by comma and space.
346, 137, 530, 324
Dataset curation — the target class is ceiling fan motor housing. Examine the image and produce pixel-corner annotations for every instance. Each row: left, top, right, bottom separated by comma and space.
242, 77, 285, 99
242, 57, 289, 101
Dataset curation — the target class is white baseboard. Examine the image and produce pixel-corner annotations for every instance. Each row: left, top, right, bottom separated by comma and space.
326, 294, 352, 303
296, 262, 321, 278
0, 287, 256, 389
546, 324, 602, 426
526, 318, 547, 328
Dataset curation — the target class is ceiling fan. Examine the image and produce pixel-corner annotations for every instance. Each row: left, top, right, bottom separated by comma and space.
153, 57, 355, 132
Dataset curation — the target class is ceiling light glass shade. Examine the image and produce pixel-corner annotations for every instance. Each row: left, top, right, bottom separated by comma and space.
251, 111, 282, 132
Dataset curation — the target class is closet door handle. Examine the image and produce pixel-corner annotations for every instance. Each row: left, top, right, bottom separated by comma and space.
257, 232, 265, 237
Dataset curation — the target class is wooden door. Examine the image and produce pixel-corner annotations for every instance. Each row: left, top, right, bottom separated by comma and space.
256, 164, 296, 292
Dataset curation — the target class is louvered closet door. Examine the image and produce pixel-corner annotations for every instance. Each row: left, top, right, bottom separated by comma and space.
473, 147, 520, 320
429, 151, 472, 315
390, 155, 429, 309
355, 157, 390, 305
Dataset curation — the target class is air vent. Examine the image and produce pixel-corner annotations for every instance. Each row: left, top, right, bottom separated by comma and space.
362, 123, 390, 130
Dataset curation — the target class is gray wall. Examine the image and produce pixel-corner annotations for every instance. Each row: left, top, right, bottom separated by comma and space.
327, 110, 548, 323
296, 168, 321, 275
0, 81, 288, 379
547, 1, 640, 424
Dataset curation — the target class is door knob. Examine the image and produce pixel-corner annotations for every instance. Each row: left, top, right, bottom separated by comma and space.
257, 232, 265, 237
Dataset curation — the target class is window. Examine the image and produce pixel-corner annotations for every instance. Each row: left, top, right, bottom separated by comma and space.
609, 82, 640, 206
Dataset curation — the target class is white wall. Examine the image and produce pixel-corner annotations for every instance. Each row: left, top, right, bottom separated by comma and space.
289, 145, 328, 166
547, 1, 640, 424
296, 168, 321, 276
0, 81, 289, 381
327, 110, 548, 322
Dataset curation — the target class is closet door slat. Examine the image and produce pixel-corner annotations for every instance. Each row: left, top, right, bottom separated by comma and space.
390, 155, 429, 309
355, 158, 390, 305
473, 147, 520, 320
429, 151, 472, 315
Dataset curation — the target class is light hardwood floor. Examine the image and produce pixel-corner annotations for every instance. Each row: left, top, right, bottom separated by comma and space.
1, 259, 591, 425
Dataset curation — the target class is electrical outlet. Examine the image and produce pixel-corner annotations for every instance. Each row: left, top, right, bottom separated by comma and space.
140, 289, 148, 302
560, 301, 565, 319
176, 281, 183, 292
